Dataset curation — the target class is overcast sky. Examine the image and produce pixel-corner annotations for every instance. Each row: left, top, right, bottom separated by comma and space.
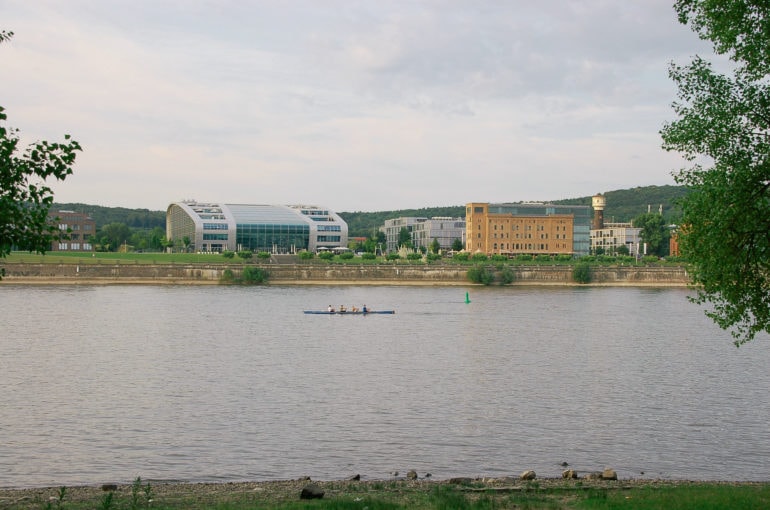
2, 1, 717, 212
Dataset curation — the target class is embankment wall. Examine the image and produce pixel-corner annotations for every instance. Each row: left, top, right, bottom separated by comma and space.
1, 262, 690, 286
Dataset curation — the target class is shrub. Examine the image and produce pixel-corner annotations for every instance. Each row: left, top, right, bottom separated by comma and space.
298, 251, 314, 260
339, 251, 355, 260
642, 255, 659, 264
516, 254, 533, 262
318, 251, 334, 260
257, 251, 271, 260
386, 253, 401, 261
467, 264, 494, 285
361, 252, 377, 260
471, 252, 489, 262
237, 250, 253, 260
426, 253, 442, 262
406, 252, 422, 261
536, 254, 551, 262
491, 254, 507, 262
573, 262, 591, 284
241, 266, 268, 284
499, 267, 515, 284
453, 252, 470, 262
220, 268, 235, 283
222, 251, 235, 259
555, 254, 572, 262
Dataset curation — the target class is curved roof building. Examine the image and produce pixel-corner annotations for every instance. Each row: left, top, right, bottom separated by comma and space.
166, 201, 348, 253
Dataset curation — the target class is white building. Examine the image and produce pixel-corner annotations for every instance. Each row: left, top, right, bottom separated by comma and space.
380, 217, 428, 253
411, 217, 465, 252
166, 201, 348, 253
590, 222, 642, 256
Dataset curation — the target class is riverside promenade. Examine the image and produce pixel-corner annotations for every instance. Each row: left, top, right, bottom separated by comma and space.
1, 262, 690, 286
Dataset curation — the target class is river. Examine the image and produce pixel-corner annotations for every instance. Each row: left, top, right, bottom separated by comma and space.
1, 284, 768, 487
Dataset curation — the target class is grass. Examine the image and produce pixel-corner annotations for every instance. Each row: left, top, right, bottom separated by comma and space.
4, 480, 769, 510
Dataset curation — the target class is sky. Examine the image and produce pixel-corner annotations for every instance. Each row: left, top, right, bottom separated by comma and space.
2, 0, 719, 212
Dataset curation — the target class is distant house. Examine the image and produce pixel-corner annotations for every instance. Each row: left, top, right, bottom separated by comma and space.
48, 210, 95, 251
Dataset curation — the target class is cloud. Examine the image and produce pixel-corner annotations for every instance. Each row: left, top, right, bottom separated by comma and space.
1, 0, 716, 212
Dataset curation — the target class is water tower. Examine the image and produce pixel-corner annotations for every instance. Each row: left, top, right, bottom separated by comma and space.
592, 194, 606, 230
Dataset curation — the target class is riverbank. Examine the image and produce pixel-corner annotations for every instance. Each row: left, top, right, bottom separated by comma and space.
3, 477, 768, 510
0, 262, 690, 286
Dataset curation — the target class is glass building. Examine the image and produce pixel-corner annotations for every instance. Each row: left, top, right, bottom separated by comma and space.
166, 201, 348, 253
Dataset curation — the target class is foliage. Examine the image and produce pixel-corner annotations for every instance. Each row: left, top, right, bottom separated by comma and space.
92, 222, 132, 251
429, 238, 441, 254
451, 238, 464, 251
406, 252, 422, 260
661, 0, 770, 344
1, 70, 82, 268
555, 185, 688, 223
573, 262, 592, 284
453, 252, 469, 261
220, 268, 235, 283
318, 251, 334, 260
535, 254, 551, 262
237, 250, 253, 260
499, 267, 515, 284
467, 264, 494, 285
386, 252, 401, 261
426, 253, 442, 262
256, 251, 271, 260
339, 251, 355, 260
516, 254, 533, 262
55, 202, 165, 229
361, 252, 377, 260
633, 212, 669, 256
398, 227, 412, 248
222, 250, 235, 259
240, 266, 268, 284
297, 250, 314, 260
471, 252, 488, 262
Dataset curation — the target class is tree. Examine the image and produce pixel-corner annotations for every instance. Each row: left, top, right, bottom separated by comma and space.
430, 238, 441, 254
98, 222, 132, 251
661, 1, 770, 344
632, 212, 668, 257
451, 238, 463, 252
1, 31, 81, 275
398, 227, 412, 249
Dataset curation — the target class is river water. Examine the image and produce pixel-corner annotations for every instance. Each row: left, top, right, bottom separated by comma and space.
1, 284, 768, 488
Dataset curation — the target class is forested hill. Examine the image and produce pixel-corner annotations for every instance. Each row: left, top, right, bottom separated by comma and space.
53, 185, 688, 237
340, 185, 688, 237
52, 203, 166, 230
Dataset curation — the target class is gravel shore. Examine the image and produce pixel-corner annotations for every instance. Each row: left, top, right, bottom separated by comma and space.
2, 476, 761, 509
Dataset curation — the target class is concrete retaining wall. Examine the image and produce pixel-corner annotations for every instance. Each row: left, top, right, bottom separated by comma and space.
1, 262, 690, 286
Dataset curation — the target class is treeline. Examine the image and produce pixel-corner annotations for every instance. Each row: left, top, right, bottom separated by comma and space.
52, 185, 688, 246
53, 203, 166, 229
339, 185, 688, 237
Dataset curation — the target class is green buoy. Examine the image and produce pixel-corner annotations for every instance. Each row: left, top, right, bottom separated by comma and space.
465, 292, 470, 304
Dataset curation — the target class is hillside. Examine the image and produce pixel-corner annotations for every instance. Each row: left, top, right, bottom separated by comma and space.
340, 185, 688, 237
53, 185, 688, 237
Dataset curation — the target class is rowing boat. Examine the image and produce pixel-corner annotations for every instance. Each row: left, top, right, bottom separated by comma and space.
303, 310, 395, 315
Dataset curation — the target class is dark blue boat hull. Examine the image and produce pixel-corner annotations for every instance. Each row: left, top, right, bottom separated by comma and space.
303, 310, 395, 315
